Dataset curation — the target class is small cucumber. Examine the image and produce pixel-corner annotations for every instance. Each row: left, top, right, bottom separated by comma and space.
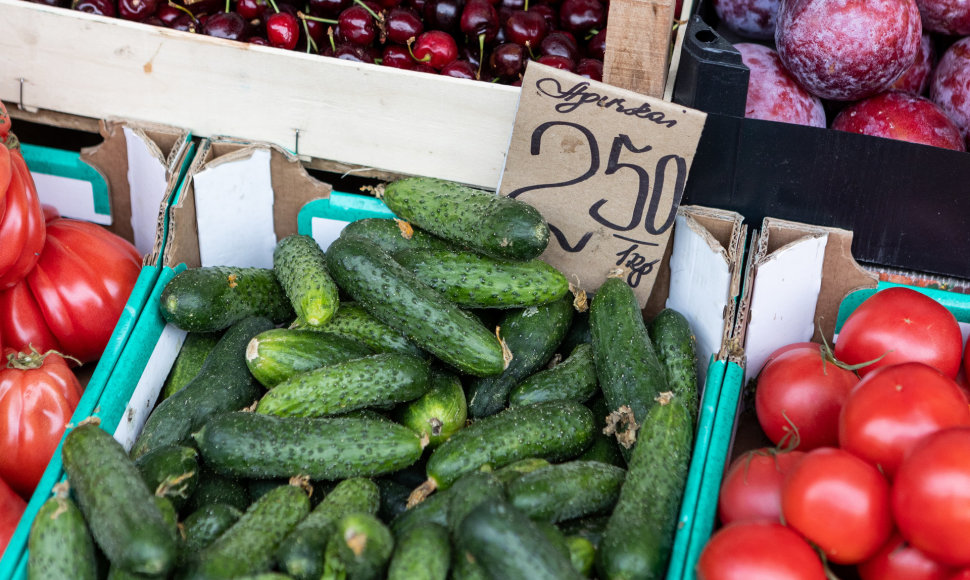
180, 503, 244, 556
392, 248, 569, 309
382, 177, 550, 261
105, 497, 179, 580
159, 266, 294, 332
195, 412, 425, 480
28, 491, 97, 580
323, 512, 395, 580
274, 234, 341, 327
133, 444, 199, 512
62, 422, 177, 577
386, 521, 450, 580
246, 327, 373, 388
181, 483, 310, 579
340, 217, 455, 255
256, 352, 432, 418
131, 316, 273, 460
466, 296, 575, 418
508, 342, 598, 407
450, 548, 489, 580
309, 302, 426, 358
277, 477, 381, 580
161, 331, 221, 400
506, 460, 626, 523
648, 308, 700, 425
394, 369, 467, 448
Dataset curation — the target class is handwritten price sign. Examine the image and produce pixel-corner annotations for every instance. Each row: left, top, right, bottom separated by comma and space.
498, 62, 707, 306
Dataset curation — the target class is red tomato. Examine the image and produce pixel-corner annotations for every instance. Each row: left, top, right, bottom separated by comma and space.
839, 362, 970, 478
755, 343, 859, 450
781, 447, 892, 564
834, 287, 963, 379
717, 447, 805, 526
963, 337, 970, 391
893, 427, 970, 567
695, 521, 827, 580
0, 348, 83, 498
0, 142, 11, 212
0, 101, 9, 138
0, 475, 25, 555
0, 279, 61, 356
949, 569, 970, 580
858, 533, 954, 580
0, 152, 46, 290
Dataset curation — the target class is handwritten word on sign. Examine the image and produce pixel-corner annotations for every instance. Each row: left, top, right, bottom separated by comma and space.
498, 62, 707, 307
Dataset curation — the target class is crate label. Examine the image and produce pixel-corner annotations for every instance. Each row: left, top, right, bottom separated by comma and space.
498, 62, 707, 305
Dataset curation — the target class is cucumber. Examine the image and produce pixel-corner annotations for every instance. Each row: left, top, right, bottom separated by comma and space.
104, 498, 178, 580
392, 248, 569, 309
322, 512, 395, 580
492, 457, 552, 485
246, 327, 373, 388
450, 548, 489, 580
454, 500, 584, 580
566, 535, 596, 578
133, 445, 199, 512
577, 396, 625, 467
62, 422, 178, 577
506, 460, 626, 523
382, 177, 550, 261
326, 234, 505, 377
466, 296, 575, 418
386, 521, 450, 580
184, 465, 251, 515
376, 477, 412, 523
558, 514, 610, 550
340, 217, 455, 255
445, 471, 507, 534
181, 483, 310, 579
596, 392, 694, 580
131, 316, 273, 460
508, 342, 598, 407
311, 302, 426, 358
557, 307, 591, 359
533, 520, 575, 567
161, 331, 221, 400
28, 491, 97, 580
256, 352, 431, 418
648, 308, 700, 425
590, 277, 669, 452
274, 234, 341, 327
411, 400, 595, 503
394, 369, 466, 448
180, 503, 244, 556
159, 266, 294, 332
389, 484, 450, 538
195, 412, 425, 480
277, 477, 381, 580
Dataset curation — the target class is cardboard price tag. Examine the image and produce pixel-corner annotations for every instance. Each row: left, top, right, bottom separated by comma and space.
498, 62, 707, 306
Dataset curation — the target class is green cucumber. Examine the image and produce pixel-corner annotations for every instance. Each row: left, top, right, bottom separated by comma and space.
181, 483, 310, 579
411, 400, 594, 502
386, 521, 450, 580
133, 444, 199, 512
508, 342, 598, 407
577, 396, 625, 467
466, 296, 575, 418
596, 393, 694, 580
558, 514, 610, 549
492, 457, 552, 485
388, 484, 450, 538
340, 217, 455, 255
454, 500, 583, 580
382, 177, 550, 261
392, 248, 569, 309
376, 477, 412, 523
310, 302, 425, 358
62, 422, 177, 577
28, 491, 97, 580
159, 266, 294, 332
131, 316, 273, 460
445, 471, 507, 534
195, 412, 425, 480
326, 234, 505, 377
322, 512, 394, 580
256, 352, 431, 418
277, 477, 381, 580
394, 369, 466, 448
161, 332, 221, 400
566, 535, 596, 578
648, 308, 700, 425
506, 460, 626, 523
450, 548, 488, 580
180, 503, 244, 556
246, 327, 373, 388
557, 307, 591, 359
184, 465, 251, 515
590, 277, 669, 452
274, 234, 341, 327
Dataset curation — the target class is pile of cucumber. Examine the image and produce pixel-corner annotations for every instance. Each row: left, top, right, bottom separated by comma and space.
27, 177, 699, 580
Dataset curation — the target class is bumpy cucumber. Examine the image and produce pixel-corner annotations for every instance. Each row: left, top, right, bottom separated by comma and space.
323, 512, 395, 580
105, 497, 178, 580
184, 465, 251, 514
131, 316, 273, 460
387, 521, 450, 580
590, 277, 669, 451
159, 266, 294, 332
133, 444, 199, 512
274, 234, 341, 327
196, 412, 425, 480
28, 492, 97, 580
506, 460, 626, 523
257, 352, 431, 418
445, 471, 507, 534
492, 457, 552, 485
382, 177, 550, 261
389, 483, 451, 538
161, 331, 221, 400
311, 302, 426, 358
393, 248, 569, 309
596, 393, 694, 580
62, 422, 177, 577
450, 548, 489, 580
325, 234, 505, 377
466, 296, 575, 417
649, 308, 699, 424
180, 503, 244, 556
508, 342, 598, 407
394, 369, 466, 448
340, 217, 455, 255
245, 327, 372, 388
277, 477, 381, 580
181, 484, 310, 579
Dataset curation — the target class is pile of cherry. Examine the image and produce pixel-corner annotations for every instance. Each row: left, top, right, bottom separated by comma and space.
34, 0, 609, 83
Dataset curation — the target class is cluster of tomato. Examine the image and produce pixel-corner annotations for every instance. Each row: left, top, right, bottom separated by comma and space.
696, 286, 970, 580
0, 101, 144, 554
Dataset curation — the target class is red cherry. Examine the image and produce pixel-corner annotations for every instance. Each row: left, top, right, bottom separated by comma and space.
308, 0, 350, 17
382, 44, 418, 68
559, 0, 604, 33
537, 54, 574, 70
337, 4, 377, 46
385, 7, 424, 44
203, 11, 247, 39
585, 27, 606, 59
575, 57, 602, 80
441, 59, 478, 78
266, 11, 300, 49
154, 2, 181, 24
237, 0, 268, 19
118, 0, 158, 20
540, 30, 579, 61
505, 9, 547, 48
412, 29, 459, 69
74, 0, 116, 16
460, 0, 499, 42
489, 41, 525, 78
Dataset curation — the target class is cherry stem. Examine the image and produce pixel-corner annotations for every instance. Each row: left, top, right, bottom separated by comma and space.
327, 26, 337, 51
168, 1, 197, 21
302, 17, 318, 53
265, 0, 280, 14
476, 33, 484, 80
405, 38, 431, 63
298, 10, 338, 24
224, 0, 229, 13
352, 0, 383, 23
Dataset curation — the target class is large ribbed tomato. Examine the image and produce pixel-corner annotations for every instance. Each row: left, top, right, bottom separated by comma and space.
0, 475, 25, 555
0, 149, 46, 290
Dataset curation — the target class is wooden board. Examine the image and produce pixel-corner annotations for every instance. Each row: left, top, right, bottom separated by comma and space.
603, 0, 675, 97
